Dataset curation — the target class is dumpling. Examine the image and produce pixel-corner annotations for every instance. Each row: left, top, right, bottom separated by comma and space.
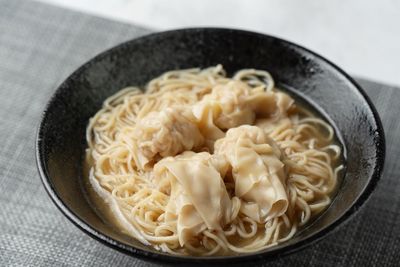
254, 92, 295, 132
214, 125, 288, 223
154, 152, 236, 246
131, 107, 204, 170
192, 80, 292, 148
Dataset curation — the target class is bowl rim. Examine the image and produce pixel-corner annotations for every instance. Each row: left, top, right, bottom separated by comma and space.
36, 27, 385, 264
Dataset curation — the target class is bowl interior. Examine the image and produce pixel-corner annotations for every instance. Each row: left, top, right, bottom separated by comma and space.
37, 28, 384, 263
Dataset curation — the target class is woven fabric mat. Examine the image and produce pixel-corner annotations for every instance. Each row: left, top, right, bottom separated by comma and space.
0, 1, 399, 266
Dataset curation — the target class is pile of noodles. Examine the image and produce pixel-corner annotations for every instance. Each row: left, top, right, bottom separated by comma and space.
86, 65, 343, 255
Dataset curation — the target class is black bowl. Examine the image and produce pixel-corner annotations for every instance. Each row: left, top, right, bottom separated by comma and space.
36, 28, 385, 265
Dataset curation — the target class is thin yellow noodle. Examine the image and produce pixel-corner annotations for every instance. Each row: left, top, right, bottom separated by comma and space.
85, 65, 343, 256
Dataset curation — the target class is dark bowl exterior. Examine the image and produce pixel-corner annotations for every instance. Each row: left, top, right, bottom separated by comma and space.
36, 28, 385, 265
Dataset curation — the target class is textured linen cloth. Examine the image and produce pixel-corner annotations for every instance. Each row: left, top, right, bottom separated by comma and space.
0, 0, 399, 266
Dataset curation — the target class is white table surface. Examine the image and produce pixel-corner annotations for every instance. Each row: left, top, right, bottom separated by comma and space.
37, 0, 400, 86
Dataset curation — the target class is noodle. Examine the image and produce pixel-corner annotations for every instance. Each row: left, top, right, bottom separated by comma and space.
85, 65, 343, 255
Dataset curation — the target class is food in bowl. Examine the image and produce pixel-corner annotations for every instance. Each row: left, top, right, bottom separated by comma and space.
84, 65, 344, 255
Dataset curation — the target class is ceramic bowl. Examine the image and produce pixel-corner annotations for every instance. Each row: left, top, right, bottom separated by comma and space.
36, 28, 385, 265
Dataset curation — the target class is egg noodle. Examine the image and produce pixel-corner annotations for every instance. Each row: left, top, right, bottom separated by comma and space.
86, 65, 343, 255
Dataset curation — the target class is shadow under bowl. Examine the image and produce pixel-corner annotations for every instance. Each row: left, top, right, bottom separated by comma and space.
36, 28, 385, 265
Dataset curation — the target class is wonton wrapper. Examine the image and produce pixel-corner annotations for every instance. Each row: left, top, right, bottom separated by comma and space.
254, 91, 295, 133
192, 81, 292, 148
132, 107, 204, 170
214, 125, 288, 223
154, 152, 235, 246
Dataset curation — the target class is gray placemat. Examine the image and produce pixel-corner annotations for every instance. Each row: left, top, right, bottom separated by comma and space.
0, 1, 398, 266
